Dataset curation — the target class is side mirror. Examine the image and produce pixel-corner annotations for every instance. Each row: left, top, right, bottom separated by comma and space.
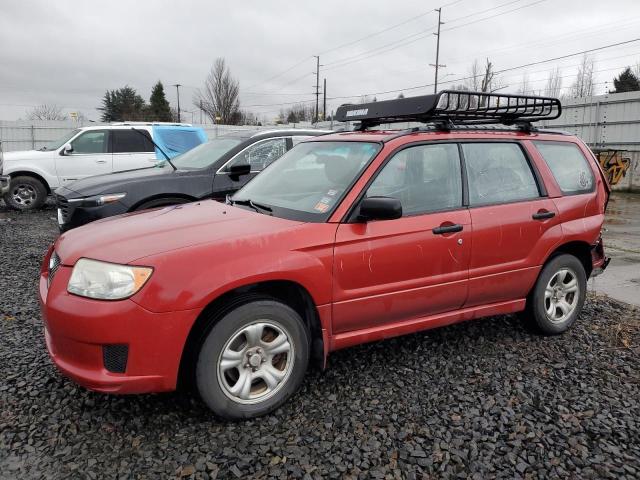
358, 196, 402, 221
228, 163, 251, 180
62, 143, 73, 155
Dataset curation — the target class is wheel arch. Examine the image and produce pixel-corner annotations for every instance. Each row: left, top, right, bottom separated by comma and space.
7, 170, 52, 194
177, 279, 324, 390
545, 240, 593, 278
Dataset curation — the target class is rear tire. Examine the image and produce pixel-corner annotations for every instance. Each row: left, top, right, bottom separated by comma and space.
525, 254, 587, 335
195, 299, 309, 420
3, 176, 47, 210
135, 197, 190, 211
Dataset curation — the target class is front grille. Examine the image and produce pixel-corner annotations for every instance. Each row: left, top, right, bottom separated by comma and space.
103, 345, 129, 373
55, 195, 70, 223
48, 252, 61, 286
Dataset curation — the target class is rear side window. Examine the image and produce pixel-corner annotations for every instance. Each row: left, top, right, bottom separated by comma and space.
112, 130, 154, 153
534, 141, 594, 194
463, 143, 539, 205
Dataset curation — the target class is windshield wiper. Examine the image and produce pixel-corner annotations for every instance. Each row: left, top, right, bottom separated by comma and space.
232, 198, 273, 215
130, 127, 177, 171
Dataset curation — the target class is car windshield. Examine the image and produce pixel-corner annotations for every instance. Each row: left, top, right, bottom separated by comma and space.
232, 141, 381, 221
170, 137, 245, 169
39, 129, 80, 151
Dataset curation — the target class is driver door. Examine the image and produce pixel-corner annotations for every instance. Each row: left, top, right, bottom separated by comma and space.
332, 143, 471, 334
55, 129, 112, 185
211, 137, 288, 200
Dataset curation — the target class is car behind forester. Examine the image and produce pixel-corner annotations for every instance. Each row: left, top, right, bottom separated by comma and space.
39, 91, 610, 419
54, 129, 328, 231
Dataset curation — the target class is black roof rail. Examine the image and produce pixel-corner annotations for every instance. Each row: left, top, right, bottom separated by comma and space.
335, 90, 562, 131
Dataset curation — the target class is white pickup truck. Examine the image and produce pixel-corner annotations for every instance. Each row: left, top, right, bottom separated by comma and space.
0, 122, 207, 210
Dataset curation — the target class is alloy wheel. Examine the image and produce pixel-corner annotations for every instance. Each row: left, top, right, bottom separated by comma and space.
544, 267, 580, 323
217, 321, 294, 404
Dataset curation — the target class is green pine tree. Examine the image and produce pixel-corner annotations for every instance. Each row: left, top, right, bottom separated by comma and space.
98, 86, 146, 122
612, 67, 640, 93
148, 81, 172, 121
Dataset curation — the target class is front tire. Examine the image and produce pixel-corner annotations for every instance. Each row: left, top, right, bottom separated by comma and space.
3, 176, 48, 210
196, 299, 309, 420
526, 254, 587, 335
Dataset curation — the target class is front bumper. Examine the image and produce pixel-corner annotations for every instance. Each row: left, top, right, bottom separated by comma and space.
39, 250, 200, 394
0, 175, 9, 195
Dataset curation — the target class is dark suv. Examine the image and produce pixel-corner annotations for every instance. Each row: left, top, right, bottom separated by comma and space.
54, 129, 329, 230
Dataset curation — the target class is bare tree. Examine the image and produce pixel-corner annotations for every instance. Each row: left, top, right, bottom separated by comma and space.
194, 58, 240, 124
544, 66, 563, 98
570, 55, 595, 98
27, 104, 66, 121
464, 59, 504, 106
517, 73, 531, 95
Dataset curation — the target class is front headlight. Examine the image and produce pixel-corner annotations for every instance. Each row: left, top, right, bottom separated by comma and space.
67, 258, 153, 300
69, 193, 126, 207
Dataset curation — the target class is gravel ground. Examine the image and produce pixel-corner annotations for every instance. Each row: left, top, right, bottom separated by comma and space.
1, 201, 639, 479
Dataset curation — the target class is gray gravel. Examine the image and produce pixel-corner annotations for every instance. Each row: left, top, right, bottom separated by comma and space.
1, 200, 639, 479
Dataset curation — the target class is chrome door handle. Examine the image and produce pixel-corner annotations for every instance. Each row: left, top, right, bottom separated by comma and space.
95, 160, 107, 164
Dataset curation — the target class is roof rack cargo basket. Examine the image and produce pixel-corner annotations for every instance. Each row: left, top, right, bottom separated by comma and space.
335, 90, 562, 130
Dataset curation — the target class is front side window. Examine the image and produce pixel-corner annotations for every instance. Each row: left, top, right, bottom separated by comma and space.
233, 141, 381, 221
222, 138, 287, 172
112, 130, 154, 153
463, 143, 539, 205
366, 144, 462, 215
534, 141, 594, 194
71, 130, 109, 154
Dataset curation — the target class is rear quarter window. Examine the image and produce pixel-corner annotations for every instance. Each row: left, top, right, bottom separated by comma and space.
534, 141, 595, 194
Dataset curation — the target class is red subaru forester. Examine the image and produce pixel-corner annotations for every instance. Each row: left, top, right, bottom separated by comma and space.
40, 91, 610, 419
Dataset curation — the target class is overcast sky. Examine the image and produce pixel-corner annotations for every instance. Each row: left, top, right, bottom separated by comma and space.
1, 0, 640, 123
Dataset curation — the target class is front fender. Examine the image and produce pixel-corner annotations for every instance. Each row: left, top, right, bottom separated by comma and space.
4, 161, 58, 190
129, 224, 337, 313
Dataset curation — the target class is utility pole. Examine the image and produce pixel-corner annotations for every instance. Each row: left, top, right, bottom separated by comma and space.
431, 8, 445, 93
313, 56, 320, 124
323, 78, 327, 122
173, 84, 182, 122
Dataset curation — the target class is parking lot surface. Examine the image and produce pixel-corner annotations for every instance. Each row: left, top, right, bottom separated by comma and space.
1, 200, 639, 479
590, 193, 640, 306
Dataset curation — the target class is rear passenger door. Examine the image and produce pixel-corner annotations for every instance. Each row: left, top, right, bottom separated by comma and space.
463, 142, 561, 308
211, 137, 288, 200
111, 129, 157, 172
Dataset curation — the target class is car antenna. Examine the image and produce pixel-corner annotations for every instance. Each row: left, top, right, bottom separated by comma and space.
129, 127, 177, 171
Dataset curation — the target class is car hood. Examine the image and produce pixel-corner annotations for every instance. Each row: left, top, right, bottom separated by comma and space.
3, 149, 54, 163
59, 165, 177, 198
55, 199, 304, 265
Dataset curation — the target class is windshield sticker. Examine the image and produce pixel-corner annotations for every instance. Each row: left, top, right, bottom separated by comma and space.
326, 189, 338, 196
319, 196, 332, 205
313, 202, 330, 213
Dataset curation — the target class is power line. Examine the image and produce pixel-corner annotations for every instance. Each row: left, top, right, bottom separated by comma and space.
442, 0, 549, 32
326, 37, 640, 100
244, 57, 312, 90
321, 0, 546, 72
